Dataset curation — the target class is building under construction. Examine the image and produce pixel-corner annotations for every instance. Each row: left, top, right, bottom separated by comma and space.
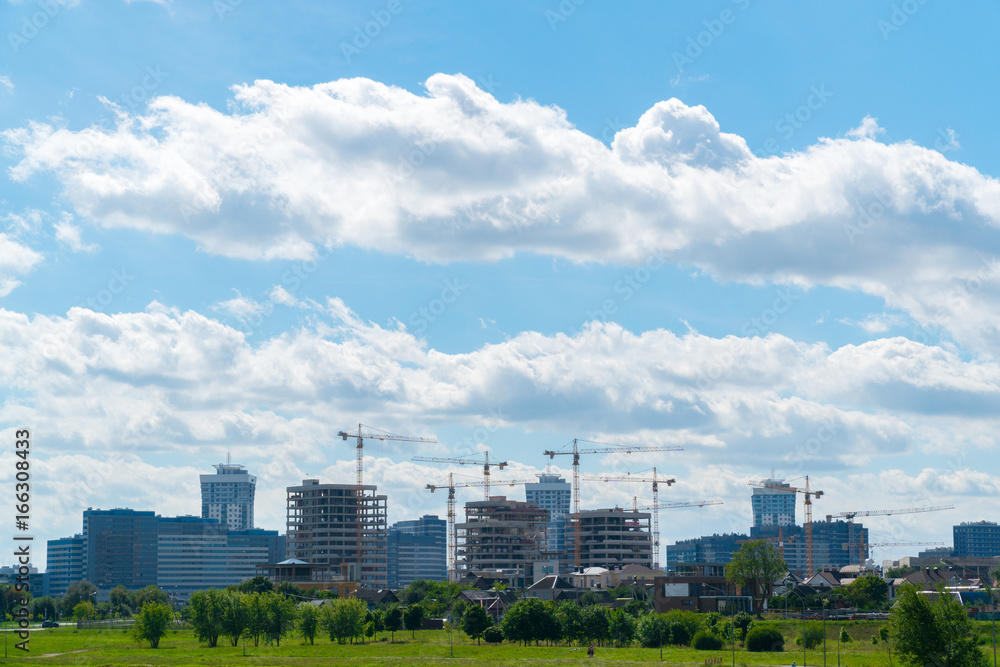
570, 508, 654, 570
286, 479, 388, 588
457, 496, 549, 581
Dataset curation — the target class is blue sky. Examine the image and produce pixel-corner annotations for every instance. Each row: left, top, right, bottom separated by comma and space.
2, 0, 1000, 569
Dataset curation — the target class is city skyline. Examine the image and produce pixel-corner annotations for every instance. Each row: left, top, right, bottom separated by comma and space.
2, 2, 1000, 567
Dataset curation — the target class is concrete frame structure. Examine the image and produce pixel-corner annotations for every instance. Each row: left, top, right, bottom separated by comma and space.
570, 508, 653, 570
286, 479, 388, 588
458, 496, 548, 581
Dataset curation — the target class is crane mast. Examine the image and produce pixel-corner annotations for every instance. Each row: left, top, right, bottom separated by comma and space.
338, 424, 437, 586
544, 439, 683, 571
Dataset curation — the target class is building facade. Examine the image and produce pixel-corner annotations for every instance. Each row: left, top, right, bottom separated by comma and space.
751, 479, 796, 529
525, 473, 571, 554
954, 521, 1000, 558
47, 511, 283, 598
387, 515, 447, 589
458, 496, 548, 578
570, 508, 653, 570
201, 460, 257, 531
286, 479, 388, 588
44, 534, 85, 598
83, 508, 159, 590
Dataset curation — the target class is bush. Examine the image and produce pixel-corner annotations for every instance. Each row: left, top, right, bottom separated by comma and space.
840, 627, 853, 643
746, 626, 785, 652
693, 630, 725, 650
669, 621, 692, 646
636, 614, 671, 648
795, 622, 824, 649
733, 611, 753, 641
483, 626, 504, 644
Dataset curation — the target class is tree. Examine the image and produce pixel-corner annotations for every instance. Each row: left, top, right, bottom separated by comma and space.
236, 576, 274, 595
886, 565, 918, 579
462, 604, 492, 645
608, 609, 636, 647
221, 591, 250, 647
581, 604, 610, 646
60, 580, 97, 617
133, 585, 169, 609
991, 563, 1000, 589
132, 602, 172, 648
846, 574, 889, 610
557, 601, 586, 645
30, 596, 57, 621
321, 597, 367, 644
384, 604, 403, 641
109, 586, 133, 618
889, 584, 988, 667
403, 604, 425, 639
733, 611, 754, 641
636, 613, 671, 648
726, 540, 786, 617
188, 589, 225, 647
262, 592, 298, 646
73, 601, 95, 621
299, 604, 319, 645
244, 592, 266, 647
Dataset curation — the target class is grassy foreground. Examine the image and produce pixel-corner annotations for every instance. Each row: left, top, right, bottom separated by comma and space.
0, 620, 922, 666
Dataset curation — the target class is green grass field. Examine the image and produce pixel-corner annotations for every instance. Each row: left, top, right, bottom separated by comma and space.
0, 619, 987, 666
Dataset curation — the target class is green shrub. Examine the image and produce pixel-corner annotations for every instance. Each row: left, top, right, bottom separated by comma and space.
746, 626, 785, 652
669, 621, 692, 646
840, 627, 853, 643
733, 611, 753, 641
483, 626, 504, 644
795, 622, 824, 649
693, 630, 724, 650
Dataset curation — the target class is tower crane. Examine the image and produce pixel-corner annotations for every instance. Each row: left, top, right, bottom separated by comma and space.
412, 452, 508, 499
338, 424, 437, 584
584, 469, 676, 570
827, 505, 955, 567
628, 496, 723, 570
748, 477, 823, 576
425, 476, 534, 581
544, 439, 683, 570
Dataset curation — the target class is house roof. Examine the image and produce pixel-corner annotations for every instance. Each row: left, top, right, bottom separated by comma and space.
527, 575, 576, 590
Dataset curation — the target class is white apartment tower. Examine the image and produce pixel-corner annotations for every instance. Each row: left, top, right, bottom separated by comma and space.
200, 456, 257, 531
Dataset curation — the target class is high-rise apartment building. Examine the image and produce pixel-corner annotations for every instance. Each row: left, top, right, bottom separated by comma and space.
525, 473, 571, 554
954, 521, 1000, 558
286, 479, 388, 588
387, 515, 447, 588
751, 478, 796, 529
201, 459, 257, 531
43, 535, 85, 598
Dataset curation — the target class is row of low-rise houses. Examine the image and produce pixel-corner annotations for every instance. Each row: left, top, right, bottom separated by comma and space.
37, 464, 1000, 600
